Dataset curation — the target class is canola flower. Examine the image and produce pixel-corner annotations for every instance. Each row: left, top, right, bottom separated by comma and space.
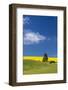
23, 56, 57, 62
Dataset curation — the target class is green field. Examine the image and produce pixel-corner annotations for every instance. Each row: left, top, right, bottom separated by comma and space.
23, 60, 57, 75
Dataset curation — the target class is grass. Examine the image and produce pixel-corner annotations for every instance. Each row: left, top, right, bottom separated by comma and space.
23, 60, 57, 75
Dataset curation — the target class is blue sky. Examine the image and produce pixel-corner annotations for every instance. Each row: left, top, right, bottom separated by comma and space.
23, 15, 57, 57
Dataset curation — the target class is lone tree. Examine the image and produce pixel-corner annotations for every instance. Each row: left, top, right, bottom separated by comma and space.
42, 53, 48, 62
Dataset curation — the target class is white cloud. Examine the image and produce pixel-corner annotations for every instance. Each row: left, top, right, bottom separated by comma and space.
24, 30, 46, 45
23, 16, 30, 24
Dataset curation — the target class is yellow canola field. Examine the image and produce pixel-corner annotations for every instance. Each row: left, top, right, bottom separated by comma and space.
23, 56, 57, 62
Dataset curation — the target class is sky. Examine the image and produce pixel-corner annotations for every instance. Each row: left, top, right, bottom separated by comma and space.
23, 15, 57, 57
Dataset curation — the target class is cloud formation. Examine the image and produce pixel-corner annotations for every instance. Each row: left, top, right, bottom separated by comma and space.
24, 30, 46, 45
23, 16, 30, 24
